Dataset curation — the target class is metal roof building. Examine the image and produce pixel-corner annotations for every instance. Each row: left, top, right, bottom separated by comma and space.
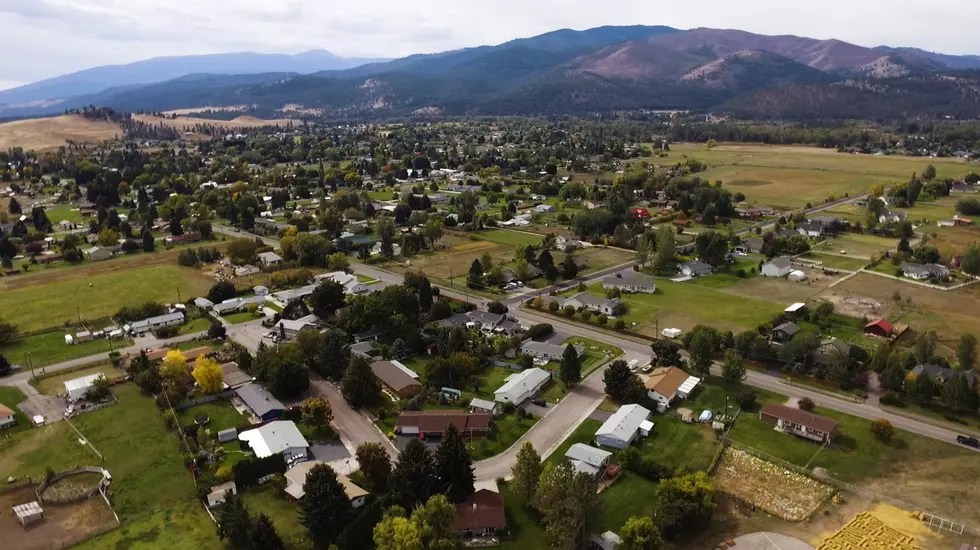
235, 383, 284, 421
594, 404, 652, 449
239, 420, 309, 462
494, 367, 551, 405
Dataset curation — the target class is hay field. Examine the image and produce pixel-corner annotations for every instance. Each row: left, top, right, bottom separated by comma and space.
647, 144, 974, 210
0, 114, 121, 151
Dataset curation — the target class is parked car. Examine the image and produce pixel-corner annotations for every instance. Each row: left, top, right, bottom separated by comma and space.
957, 435, 980, 449
531, 399, 547, 407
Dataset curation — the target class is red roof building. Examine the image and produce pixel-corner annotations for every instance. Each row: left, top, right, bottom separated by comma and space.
631, 208, 651, 219
395, 410, 491, 437
672, 218, 691, 227
453, 489, 507, 535
864, 318, 894, 338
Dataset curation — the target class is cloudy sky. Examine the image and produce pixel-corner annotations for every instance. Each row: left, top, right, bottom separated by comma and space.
2, 0, 978, 90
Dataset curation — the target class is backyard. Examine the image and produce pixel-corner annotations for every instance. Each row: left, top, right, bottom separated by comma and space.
241, 484, 309, 549
815, 233, 899, 259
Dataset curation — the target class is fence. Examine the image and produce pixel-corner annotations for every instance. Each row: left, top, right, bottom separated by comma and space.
36, 466, 109, 505
719, 436, 980, 536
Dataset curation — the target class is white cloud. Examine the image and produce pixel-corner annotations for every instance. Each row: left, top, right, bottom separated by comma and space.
2, 0, 979, 87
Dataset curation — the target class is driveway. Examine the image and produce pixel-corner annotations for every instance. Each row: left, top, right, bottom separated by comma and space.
311, 442, 350, 463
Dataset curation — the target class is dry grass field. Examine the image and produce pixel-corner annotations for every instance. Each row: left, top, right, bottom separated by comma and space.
161, 105, 247, 116
646, 144, 974, 211
0, 114, 121, 151
132, 114, 294, 133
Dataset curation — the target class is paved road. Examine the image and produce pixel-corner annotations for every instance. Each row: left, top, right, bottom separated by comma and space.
308, 375, 398, 458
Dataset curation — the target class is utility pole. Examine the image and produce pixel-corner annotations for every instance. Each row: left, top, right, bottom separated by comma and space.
76, 306, 81, 325
176, 285, 181, 304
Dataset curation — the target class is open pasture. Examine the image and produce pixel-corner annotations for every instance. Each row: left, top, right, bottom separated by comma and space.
0, 114, 121, 152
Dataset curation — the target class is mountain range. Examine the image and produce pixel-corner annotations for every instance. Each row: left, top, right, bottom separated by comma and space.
4, 26, 980, 121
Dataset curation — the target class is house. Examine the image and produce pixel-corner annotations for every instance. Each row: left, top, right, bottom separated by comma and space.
211, 295, 268, 315
0, 403, 16, 429
494, 367, 551, 404
371, 241, 402, 257
371, 360, 423, 398
760, 403, 839, 444
602, 272, 657, 294
351, 340, 377, 359
239, 421, 310, 463
814, 338, 852, 367
275, 318, 319, 341
164, 232, 202, 246
644, 367, 701, 412
440, 310, 521, 335
761, 257, 793, 278
236, 383, 285, 421
354, 327, 389, 342
900, 262, 950, 281
736, 238, 764, 255
193, 297, 214, 310
864, 318, 894, 338
564, 443, 612, 477
206, 481, 238, 508
284, 461, 369, 507
534, 204, 556, 214
909, 364, 979, 388
258, 251, 283, 266
454, 488, 506, 536
64, 373, 106, 402
395, 410, 491, 437
314, 271, 370, 295
565, 292, 622, 315
555, 235, 584, 251
272, 284, 317, 303
771, 322, 800, 343
594, 404, 653, 449
679, 260, 713, 278
128, 312, 185, 334
519, 341, 569, 362
796, 221, 827, 237
879, 211, 908, 224
469, 398, 500, 417
254, 285, 270, 297
631, 208, 651, 220
83, 247, 113, 261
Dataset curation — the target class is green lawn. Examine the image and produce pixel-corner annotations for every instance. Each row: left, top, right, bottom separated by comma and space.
634, 414, 719, 473
223, 311, 262, 324
241, 484, 309, 549
469, 412, 536, 461
0, 386, 29, 432
177, 400, 247, 433
597, 472, 661, 532
799, 252, 870, 271
1, 331, 132, 367
566, 336, 623, 376
72, 500, 223, 550
44, 204, 86, 224
689, 256, 763, 289
179, 317, 214, 335
546, 419, 602, 466
402, 356, 432, 379
817, 233, 898, 259
0, 265, 213, 332
477, 229, 544, 247
499, 486, 550, 550
33, 363, 121, 395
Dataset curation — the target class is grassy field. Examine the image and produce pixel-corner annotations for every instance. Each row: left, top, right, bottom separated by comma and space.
597, 471, 661, 532
33, 363, 121, 395
647, 143, 974, 211
0, 386, 29, 432
223, 311, 262, 324
799, 252, 871, 271
927, 225, 980, 259
0, 264, 213, 332
241, 484, 308, 549
476, 229, 544, 247
1, 331, 133, 368
816, 233, 898, 259
72, 500, 222, 550
0, 114, 122, 151
565, 336, 623, 375
44, 204, 86, 224
179, 317, 214, 335
898, 195, 961, 223
499, 486, 550, 550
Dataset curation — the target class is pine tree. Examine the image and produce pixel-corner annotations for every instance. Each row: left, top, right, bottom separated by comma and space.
603, 360, 642, 403
300, 464, 352, 548
142, 228, 155, 252
216, 491, 252, 549
511, 441, 543, 503
560, 344, 582, 387
341, 356, 381, 408
250, 513, 286, 550
561, 254, 579, 279
7, 197, 20, 214
170, 210, 183, 236
467, 258, 483, 288
436, 424, 475, 503
391, 438, 439, 510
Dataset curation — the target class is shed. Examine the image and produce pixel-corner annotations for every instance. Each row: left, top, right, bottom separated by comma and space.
12, 502, 43, 527
206, 481, 237, 508
218, 428, 238, 443
864, 318, 894, 338
788, 270, 807, 282
469, 398, 500, 417
64, 373, 106, 402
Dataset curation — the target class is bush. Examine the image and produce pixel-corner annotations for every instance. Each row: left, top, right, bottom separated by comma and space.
153, 326, 179, 339
527, 323, 554, 340
798, 397, 815, 412
548, 301, 560, 312
502, 402, 516, 415
581, 310, 592, 322
597, 314, 608, 325
879, 392, 905, 407
737, 393, 757, 411
614, 319, 626, 330
871, 418, 895, 441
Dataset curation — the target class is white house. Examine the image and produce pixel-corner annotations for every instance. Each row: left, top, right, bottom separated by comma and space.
601, 272, 657, 294
594, 404, 653, 449
238, 421, 310, 463
879, 211, 908, 224
534, 204, 556, 214
258, 251, 284, 266
274, 318, 319, 340
680, 260, 713, 278
494, 368, 551, 405
519, 341, 568, 361
0, 403, 16, 429
469, 398, 500, 417
564, 443, 612, 477
284, 461, 369, 507
64, 373, 106, 402
644, 367, 701, 412
206, 481, 238, 508
761, 257, 792, 278
314, 271, 369, 295
565, 292, 621, 315
371, 241, 402, 257
128, 312, 185, 334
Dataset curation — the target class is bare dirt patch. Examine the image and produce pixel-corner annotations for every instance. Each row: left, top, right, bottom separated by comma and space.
0, 486, 116, 550
714, 448, 835, 521
0, 115, 121, 151
724, 271, 833, 304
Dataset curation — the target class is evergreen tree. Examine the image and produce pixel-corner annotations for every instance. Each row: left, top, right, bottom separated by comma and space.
170, 210, 183, 236
942, 372, 977, 412
538, 249, 558, 282
7, 196, 20, 214
216, 491, 252, 549
467, 258, 483, 288
957, 334, 978, 371
341, 356, 382, 408
561, 254, 579, 279
511, 441, 543, 503
300, 464, 352, 548
0, 353, 11, 377
141, 228, 155, 252
603, 360, 642, 403
418, 276, 433, 312
910, 371, 935, 401
250, 513, 286, 550
391, 438, 439, 510
560, 344, 582, 387
652, 225, 675, 274
436, 424, 475, 503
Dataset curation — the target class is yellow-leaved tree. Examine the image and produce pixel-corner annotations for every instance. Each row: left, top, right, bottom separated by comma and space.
159, 350, 188, 387
192, 355, 224, 394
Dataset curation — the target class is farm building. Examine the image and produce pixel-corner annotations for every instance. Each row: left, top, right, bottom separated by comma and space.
454, 489, 507, 536
594, 404, 653, 449
864, 318, 894, 338
285, 461, 369, 507
761, 257, 792, 278
239, 420, 309, 462
64, 373, 107, 402
760, 403, 839, 444
371, 360, 423, 398
565, 443, 612, 477
395, 410, 491, 437
494, 367, 551, 404
236, 383, 284, 421
0, 403, 16, 429
644, 367, 700, 412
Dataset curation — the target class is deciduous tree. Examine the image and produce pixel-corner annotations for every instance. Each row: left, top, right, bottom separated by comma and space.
341, 356, 381, 408
191, 356, 224, 394
511, 442, 543, 503
534, 462, 600, 550
620, 516, 663, 550
356, 442, 392, 492
301, 396, 333, 427
957, 334, 977, 371
721, 350, 746, 384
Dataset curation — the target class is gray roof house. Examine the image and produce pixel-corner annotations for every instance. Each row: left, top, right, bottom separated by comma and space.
565, 443, 612, 477
258, 251, 283, 266
566, 292, 622, 315
594, 404, 653, 449
236, 383, 285, 421
761, 257, 793, 278
129, 312, 186, 334
771, 322, 800, 343
879, 210, 908, 223
797, 221, 827, 237
519, 341, 569, 361
680, 260, 714, 278
212, 295, 268, 315
601, 272, 657, 294
900, 262, 950, 281
910, 364, 978, 388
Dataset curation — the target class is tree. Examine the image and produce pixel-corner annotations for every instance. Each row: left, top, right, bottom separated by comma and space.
314, 329, 352, 379
871, 419, 895, 442
560, 344, 582, 387
694, 231, 728, 267
391, 438, 439, 510
311, 280, 347, 318
374, 507, 422, 550
159, 350, 188, 388
216, 491, 252, 549
880, 362, 907, 392
534, 462, 600, 550
941, 372, 977, 412
798, 397, 815, 412
411, 494, 460, 549
923, 164, 937, 181
7, 196, 20, 214
191, 356, 224, 394
538, 249, 558, 282
913, 330, 938, 364
423, 217, 444, 248
356, 442, 392, 492
650, 339, 682, 367
84, 375, 112, 402
207, 280, 237, 303
301, 463, 353, 548
654, 472, 715, 539
341, 356, 381, 408
0, 354, 11, 377
652, 225, 675, 273
636, 235, 653, 267
251, 513, 287, 550
511, 442, 543, 503
327, 252, 350, 272
561, 254, 579, 279
207, 322, 227, 340
957, 334, 977, 371
141, 228, 155, 252
98, 227, 120, 247
721, 350, 746, 384
301, 396, 333, 427
436, 424, 475, 503
909, 371, 935, 401
620, 516, 663, 550
603, 360, 643, 403
963, 244, 980, 276
0, 319, 15, 348
685, 325, 720, 377
467, 259, 483, 289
